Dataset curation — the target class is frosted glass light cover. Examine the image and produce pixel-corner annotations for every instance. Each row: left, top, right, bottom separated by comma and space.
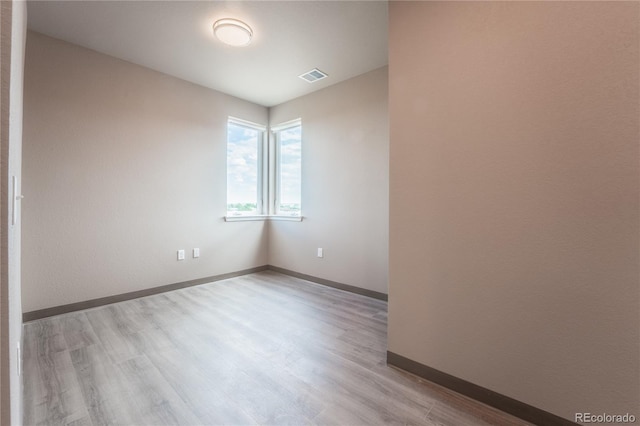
213, 19, 253, 47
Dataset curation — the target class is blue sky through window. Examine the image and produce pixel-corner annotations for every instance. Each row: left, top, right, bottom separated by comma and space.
279, 125, 301, 212
227, 123, 259, 211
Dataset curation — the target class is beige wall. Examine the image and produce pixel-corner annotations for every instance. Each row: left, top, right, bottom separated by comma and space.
1, 1, 26, 424
389, 1, 639, 422
269, 67, 389, 295
22, 32, 268, 312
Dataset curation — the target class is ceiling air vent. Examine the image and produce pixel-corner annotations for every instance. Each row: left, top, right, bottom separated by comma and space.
299, 68, 328, 83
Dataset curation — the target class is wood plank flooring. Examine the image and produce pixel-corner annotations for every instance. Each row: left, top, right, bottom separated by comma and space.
23, 271, 531, 426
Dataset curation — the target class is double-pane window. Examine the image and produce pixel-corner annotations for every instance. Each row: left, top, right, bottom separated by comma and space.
226, 117, 301, 218
273, 120, 302, 216
226, 118, 265, 216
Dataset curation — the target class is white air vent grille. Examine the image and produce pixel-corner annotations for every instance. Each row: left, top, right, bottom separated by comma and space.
299, 68, 328, 83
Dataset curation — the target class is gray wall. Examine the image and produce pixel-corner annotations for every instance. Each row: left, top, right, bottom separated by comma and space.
269, 67, 389, 295
388, 1, 639, 421
22, 32, 269, 312
1, 1, 26, 424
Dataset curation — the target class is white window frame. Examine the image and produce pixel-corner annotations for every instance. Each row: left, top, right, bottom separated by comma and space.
270, 119, 302, 218
225, 117, 303, 222
225, 117, 267, 218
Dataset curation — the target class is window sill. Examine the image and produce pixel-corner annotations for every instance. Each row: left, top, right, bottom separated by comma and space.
224, 215, 303, 222
270, 215, 303, 222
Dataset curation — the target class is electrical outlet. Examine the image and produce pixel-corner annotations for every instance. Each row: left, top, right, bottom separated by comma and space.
193, 248, 200, 258
317, 248, 323, 258
177, 250, 185, 260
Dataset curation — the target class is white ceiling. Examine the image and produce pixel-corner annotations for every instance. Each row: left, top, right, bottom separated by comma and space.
27, 1, 389, 107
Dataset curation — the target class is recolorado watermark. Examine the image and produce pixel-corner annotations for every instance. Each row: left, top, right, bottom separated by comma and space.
575, 413, 636, 424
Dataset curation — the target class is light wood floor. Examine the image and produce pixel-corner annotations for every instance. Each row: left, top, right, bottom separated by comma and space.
23, 271, 530, 426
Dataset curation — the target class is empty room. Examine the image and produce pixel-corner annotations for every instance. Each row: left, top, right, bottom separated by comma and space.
0, 1, 638, 425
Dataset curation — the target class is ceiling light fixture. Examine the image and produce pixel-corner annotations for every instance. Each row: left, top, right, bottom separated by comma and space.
213, 18, 253, 47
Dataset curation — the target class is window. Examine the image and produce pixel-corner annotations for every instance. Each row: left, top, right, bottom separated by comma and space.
226, 118, 266, 216
226, 117, 302, 220
272, 120, 302, 216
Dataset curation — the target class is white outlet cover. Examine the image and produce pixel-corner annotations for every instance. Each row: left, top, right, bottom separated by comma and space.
317, 248, 323, 258
177, 250, 185, 260
193, 248, 200, 258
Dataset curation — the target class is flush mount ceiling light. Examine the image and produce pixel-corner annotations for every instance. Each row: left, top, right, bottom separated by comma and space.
213, 18, 253, 47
